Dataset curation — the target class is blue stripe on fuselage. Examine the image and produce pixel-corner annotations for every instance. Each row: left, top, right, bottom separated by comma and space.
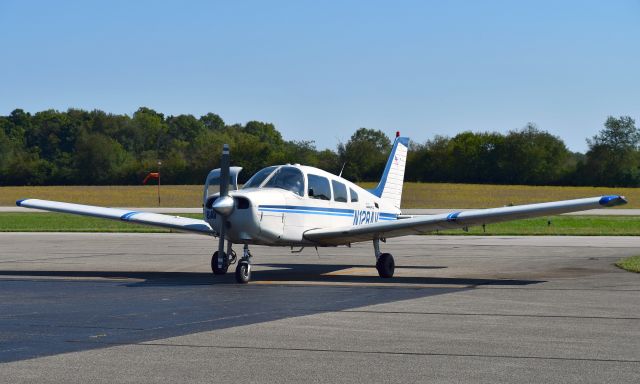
257, 205, 398, 220
259, 207, 353, 217
259, 205, 353, 214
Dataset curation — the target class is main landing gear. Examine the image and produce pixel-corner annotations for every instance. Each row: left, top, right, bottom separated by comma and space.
373, 238, 394, 278
211, 241, 236, 275
210, 243, 252, 284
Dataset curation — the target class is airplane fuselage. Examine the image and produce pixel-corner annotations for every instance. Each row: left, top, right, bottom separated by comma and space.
204, 165, 400, 246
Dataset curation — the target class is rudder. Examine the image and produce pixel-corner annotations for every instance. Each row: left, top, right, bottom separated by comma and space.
369, 135, 409, 209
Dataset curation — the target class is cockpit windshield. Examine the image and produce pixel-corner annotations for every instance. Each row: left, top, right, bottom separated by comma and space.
263, 166, 305, 196
242, 166, 277, 189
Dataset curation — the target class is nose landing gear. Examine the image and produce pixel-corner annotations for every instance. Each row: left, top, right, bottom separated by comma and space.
235, 244, 252, 284
211, 241, 252, 284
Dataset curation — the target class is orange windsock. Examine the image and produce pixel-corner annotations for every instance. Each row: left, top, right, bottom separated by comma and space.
142, 172, 160, 185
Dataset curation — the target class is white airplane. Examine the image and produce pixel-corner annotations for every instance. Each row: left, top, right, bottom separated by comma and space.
17, 135, 627, 284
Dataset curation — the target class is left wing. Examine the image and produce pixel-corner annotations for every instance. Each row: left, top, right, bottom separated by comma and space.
304, 195, 627, 246
16, 199, 214, 236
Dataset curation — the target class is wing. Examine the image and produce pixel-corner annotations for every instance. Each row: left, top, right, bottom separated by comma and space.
303, 195, 627, 246
16, 199, 214, 236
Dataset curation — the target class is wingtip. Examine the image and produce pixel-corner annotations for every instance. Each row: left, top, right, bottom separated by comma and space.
599, 195, 627, 207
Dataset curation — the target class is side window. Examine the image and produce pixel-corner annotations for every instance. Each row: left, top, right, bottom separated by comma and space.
350, 188, 358, 203
332, 180, 348, 202
307, 174, 331, 200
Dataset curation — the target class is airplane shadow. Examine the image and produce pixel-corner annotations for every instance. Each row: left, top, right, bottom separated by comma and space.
0, 265, 544, 364
0, 264, 544, 287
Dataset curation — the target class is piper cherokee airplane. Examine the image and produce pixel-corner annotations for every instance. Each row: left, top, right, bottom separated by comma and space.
16, 134, 627, 284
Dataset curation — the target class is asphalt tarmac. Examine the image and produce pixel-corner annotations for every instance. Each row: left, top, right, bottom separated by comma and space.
1, 233, 639, 383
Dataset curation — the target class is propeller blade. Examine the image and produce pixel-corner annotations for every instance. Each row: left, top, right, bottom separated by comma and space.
217, 218, 226, 260
220, 144, 230, 197
217, 144, 230, 261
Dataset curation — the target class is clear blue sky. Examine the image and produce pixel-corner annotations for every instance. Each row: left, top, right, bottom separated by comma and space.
1, 0, 638, 153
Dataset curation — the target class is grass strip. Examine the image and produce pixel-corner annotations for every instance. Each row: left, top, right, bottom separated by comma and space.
434, 215, 640, 236
0, 213, 638, 236
615, 256, 640, 273
0, 212, 201, 233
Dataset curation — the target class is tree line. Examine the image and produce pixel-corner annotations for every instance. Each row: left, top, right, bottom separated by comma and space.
0, 108, 637, 187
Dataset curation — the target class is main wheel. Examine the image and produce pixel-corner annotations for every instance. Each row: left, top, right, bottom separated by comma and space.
235, 260, 251, 284
211, 251, 228, 275
376, 253, 395, 278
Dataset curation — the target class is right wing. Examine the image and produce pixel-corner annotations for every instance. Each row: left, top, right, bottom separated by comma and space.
304, 195, 627, 246
16, 199, 214, 236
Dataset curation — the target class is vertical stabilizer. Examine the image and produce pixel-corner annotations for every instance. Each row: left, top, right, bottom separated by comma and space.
369, 136, 409, 209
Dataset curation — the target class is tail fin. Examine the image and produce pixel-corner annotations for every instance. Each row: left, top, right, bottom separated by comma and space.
369, 136, 409, 209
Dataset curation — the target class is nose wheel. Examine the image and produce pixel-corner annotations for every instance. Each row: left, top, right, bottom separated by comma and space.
235, 244, 252, 284
235, 260, 251, 284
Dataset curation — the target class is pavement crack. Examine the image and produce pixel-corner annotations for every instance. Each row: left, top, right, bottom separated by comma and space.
64, 340, 640, 364
476, 287, 640, 292
337, 310, 640, 320
27, 324, 145, 331
0, 254, 125, 263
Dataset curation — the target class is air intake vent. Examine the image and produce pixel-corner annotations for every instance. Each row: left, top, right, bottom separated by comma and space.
205, 196, 217, 209
234, 197, 250, 209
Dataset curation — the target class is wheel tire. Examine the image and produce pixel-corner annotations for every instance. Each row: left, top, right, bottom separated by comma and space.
211, 251, 228, 275
376, 253, 395, 278
235, 261, 251, 284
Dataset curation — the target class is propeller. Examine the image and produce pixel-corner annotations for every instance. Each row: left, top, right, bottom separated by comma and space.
212, 144, 234, 260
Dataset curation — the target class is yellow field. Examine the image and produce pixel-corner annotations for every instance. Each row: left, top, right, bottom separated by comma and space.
395, 183, 638, 209
1, 183, 637, 208
3, 185, 203, 207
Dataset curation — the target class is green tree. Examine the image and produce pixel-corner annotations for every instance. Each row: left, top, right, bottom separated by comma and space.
167, 114, 205, 142
74, 132, 136, 184
447, 131, 503, 183
316, 149, 340, 175
232, 131, 273, 180
579, 116, 640, 186
129, 107, 168, 154
244, 121, 283, 146
406, 135, 451, 182
497, 124, 570, 185
200, 113, 225, 131
587, 116, 639, 151
338, 128, 391, 181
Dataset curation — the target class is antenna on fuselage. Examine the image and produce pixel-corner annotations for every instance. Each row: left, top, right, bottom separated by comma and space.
338, 162, 346, 178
